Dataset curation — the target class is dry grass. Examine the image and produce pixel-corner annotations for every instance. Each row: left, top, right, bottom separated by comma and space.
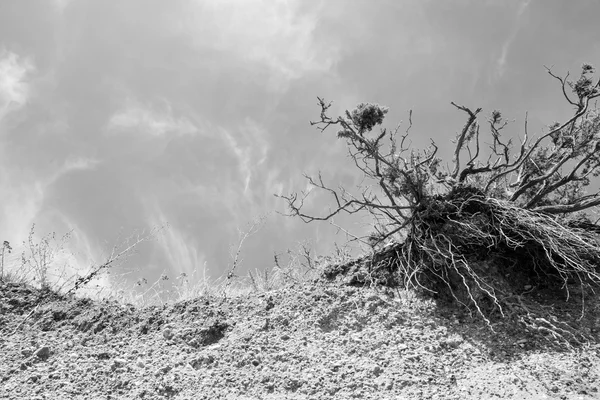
0, 223, 340, 309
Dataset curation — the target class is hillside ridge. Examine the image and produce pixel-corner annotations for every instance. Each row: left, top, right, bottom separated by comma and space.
1, 279, 599, 399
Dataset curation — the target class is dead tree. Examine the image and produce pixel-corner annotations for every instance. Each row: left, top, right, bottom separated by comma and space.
277, 65, 600, 345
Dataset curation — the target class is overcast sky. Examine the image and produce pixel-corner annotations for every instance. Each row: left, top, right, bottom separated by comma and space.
1, 0, 599, 292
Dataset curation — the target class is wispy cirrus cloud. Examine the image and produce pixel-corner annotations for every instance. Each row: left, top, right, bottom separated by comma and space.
52, 0, 75, 13
144, 198, 206, 277
0, 49, 34, 121
0, 152, 99, 251
179, 0, 339, 91
0, 49, 36, 242
108, 98, 197, 137
0, 178, 43, 244
496, 0, 533, 79
217, 119, 270, 194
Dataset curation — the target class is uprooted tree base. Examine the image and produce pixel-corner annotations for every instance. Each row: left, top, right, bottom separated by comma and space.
323, 186, 600, 347
281, 65, 600, 347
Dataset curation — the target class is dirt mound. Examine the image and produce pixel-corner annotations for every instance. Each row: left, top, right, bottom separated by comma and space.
1, 280, 599, 399
323, 187, 600, 346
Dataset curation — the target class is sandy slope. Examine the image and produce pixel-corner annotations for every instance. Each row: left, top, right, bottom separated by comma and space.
1, 280, 599, 399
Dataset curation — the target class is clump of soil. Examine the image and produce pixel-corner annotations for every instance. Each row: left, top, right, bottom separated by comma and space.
1, 279, 599, 399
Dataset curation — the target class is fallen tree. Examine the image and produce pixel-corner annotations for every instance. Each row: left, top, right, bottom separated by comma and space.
278, 64, 600, 345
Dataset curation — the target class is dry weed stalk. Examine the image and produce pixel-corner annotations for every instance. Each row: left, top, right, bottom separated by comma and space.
221, 214, 268, 297
65, 226, 164, 297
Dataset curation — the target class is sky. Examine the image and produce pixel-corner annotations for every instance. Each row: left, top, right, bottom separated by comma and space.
1, 0, 600, 293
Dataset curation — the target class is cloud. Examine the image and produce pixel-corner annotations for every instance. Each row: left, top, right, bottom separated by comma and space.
0, 154, 99, 245
496, 0, 533, 78
0, 49, 34, 121
47, 156, 100, 188
217, 119, 270, 194
108, 98, 197, 137
221, 130, 252, 192
145, 200, 205, 277
0, 177, 43, 243
52, 0, 75, 13
0, 44, 52, 243
179, 0, 339, 90
61, 156, 100, 172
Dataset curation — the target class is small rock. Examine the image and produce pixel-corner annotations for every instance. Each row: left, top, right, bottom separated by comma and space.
265, 296, 275, 311
179, 328, 194, 337
21, 349, 32, 357
524, 285, 532, 290
163, 328, 174, 340
443, 336, 463, 349
384, 378, 394, 390
281, 334, 290, 341
376, 377, 393, 390
136, 358, 145, 368
157, 365, 171, 375
34, 346, 50, 359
